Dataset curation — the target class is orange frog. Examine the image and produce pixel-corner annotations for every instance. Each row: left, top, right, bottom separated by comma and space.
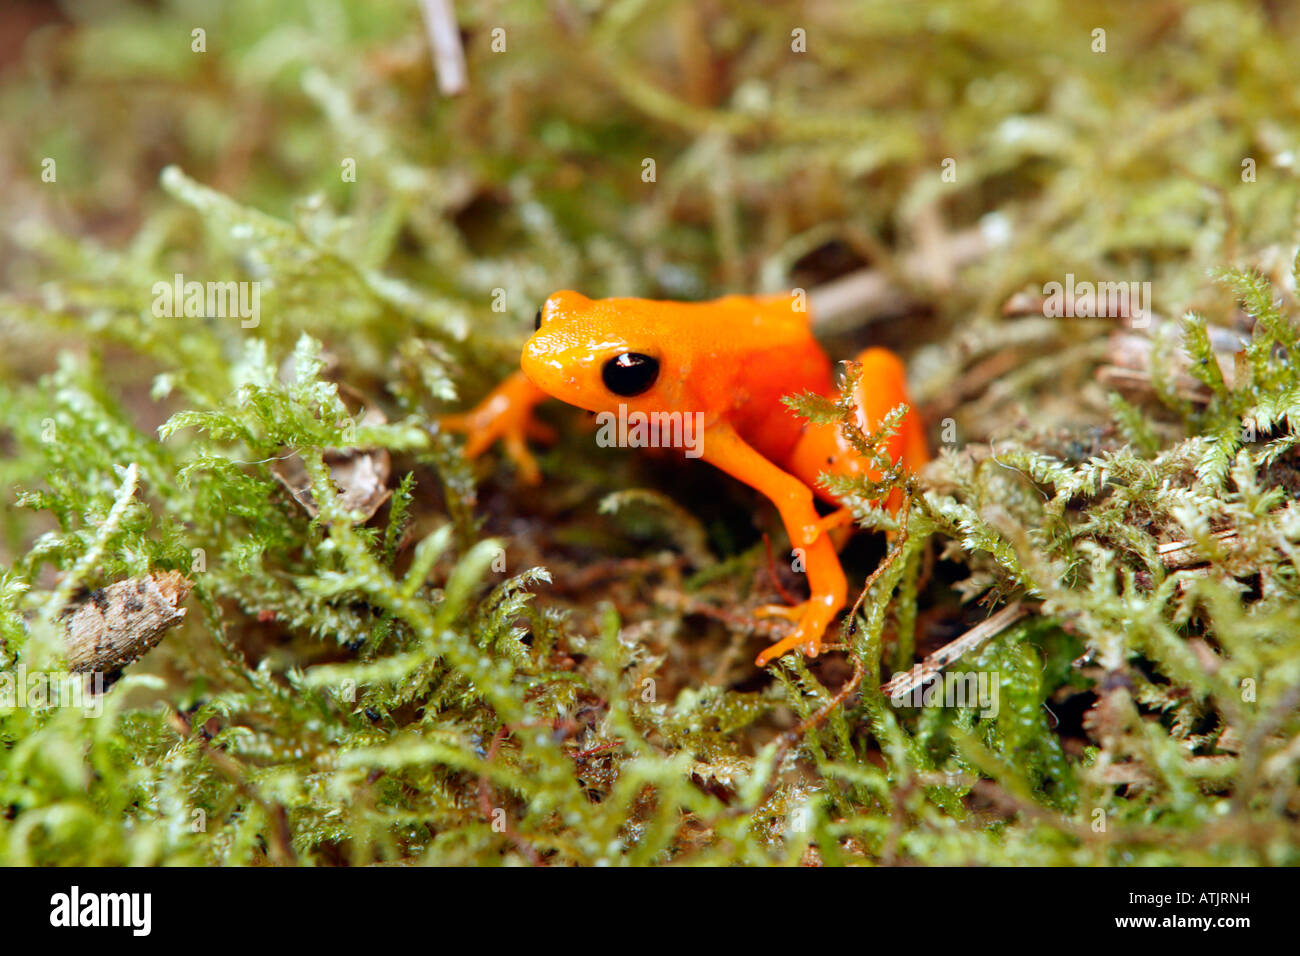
441, 290, 928, 666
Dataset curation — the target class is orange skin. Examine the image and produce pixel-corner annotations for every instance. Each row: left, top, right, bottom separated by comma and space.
441, 290, 928, 666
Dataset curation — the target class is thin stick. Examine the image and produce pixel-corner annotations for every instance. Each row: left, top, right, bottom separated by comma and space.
762, 532, 800, 606
419, 0, 467, 96
881, 601, 1028, 700
167, 709, 296, 865
476, 725, 544, 866
1155, 529, 1239, 569
843, 493, 913, 628
722, 498, 918, 821
808, 227, 992, 333
720, 655, 866, 822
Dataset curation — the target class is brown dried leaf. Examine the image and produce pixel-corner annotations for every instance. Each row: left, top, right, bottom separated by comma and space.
271, 405, 392, 521
1082, 681, 1139, 743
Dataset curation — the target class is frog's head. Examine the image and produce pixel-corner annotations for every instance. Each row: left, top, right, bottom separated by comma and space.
522, 290, 669, 414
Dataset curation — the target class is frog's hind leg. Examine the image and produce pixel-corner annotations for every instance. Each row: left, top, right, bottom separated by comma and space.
787, 347, 927, 512
783, 346, 928, 567
849, 347, 929, 479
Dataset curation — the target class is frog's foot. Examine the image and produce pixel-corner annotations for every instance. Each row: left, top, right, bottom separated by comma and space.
441, 408, 552, 484
753, 593, 840, 666
439, 371, 554, 484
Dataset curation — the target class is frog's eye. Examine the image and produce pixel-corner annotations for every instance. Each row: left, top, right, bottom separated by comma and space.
602, 352, 659, 397
534, 308, 543, 331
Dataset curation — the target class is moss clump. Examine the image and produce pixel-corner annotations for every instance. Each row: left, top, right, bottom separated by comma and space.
2, 0, 1300, 865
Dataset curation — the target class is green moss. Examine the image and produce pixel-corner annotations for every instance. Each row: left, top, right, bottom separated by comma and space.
3, 0, 1300, 865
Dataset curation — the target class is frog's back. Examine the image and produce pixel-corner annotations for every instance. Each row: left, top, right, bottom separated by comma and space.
668, 295, 835, 462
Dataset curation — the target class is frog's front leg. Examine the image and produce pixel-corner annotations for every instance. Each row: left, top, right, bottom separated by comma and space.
439, 370, 556, 484
701, 423, 848, 666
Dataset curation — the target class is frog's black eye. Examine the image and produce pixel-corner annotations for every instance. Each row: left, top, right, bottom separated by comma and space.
534, 308, 543, 331
602, 352, 659, 397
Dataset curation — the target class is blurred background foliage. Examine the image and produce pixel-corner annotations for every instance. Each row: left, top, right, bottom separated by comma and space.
1, 0, 1300, 865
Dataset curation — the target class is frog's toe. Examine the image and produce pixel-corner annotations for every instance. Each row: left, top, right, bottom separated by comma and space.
755, 602, 803, 621
437, 411, 472, 436
503, 432, 543, 485
754, 631, 817, 666
524, 418, 559, 443
439, 405, 553, 482
439, 412, 490, 451
753, 596, 838, 666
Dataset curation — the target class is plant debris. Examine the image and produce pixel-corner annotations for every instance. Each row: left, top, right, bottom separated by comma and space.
62, 571, 193, 674
2, 0, 1300, 867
